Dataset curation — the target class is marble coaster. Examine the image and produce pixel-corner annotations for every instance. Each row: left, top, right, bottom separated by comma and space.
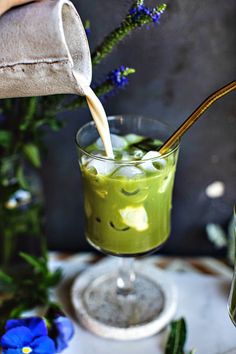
71, 259, 177, 340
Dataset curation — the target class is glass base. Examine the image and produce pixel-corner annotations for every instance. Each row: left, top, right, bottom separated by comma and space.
72, 258, 177, 340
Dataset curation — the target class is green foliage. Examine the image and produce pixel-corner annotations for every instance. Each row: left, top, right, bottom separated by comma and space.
164, 317, 196, 353
0, 130, 12, 150
0, 252, 62, 334
16, 165, 29, 189
19, 97, 37, 131
23, 143, 41, 168
165, 318, 187, 354
20, 252, 47, 273
0, 270, 12, 284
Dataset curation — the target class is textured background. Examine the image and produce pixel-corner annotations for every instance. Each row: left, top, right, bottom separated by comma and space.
42, 0, 236, 255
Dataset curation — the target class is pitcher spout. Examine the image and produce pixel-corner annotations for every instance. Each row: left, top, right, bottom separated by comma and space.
0, 0, 92, 98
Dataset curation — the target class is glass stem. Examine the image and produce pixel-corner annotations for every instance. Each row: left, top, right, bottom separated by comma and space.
116, 257, 136, 296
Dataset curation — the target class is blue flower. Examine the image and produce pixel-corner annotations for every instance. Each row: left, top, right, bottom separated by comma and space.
107, 66, 129, 88
129, 1, 165, 25
52, 316, 74, 353
85, 28, 91, 36
151, 11, 161, 23
1, 317, 56, 354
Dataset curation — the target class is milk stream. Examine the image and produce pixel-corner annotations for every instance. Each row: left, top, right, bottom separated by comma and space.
81, 85, 114, 158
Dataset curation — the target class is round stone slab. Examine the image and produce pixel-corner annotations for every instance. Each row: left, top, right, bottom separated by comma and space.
71, 259, 177, 340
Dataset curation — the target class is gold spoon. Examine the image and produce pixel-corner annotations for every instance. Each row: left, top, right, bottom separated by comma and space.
159, 80, 236, 155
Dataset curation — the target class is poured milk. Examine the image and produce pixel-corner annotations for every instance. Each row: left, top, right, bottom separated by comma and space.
80, 85, 114, 158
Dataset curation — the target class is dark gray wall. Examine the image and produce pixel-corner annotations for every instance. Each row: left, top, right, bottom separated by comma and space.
42, 0, 236, 255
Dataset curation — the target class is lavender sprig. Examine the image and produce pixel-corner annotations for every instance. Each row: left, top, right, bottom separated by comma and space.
92, 1, 167, 65
107, 66, 135, 89
64, 66, 135, 110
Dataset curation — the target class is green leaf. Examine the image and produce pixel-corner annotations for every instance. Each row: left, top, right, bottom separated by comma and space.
46, 269, 62, 287
0, 130, 12, 149
165, 317, 187, 354
25, 97, 37, 121
19, 252, 47, 274
0, 270, 13, 284
16, 166, 29, 189
23, 143, 41, 168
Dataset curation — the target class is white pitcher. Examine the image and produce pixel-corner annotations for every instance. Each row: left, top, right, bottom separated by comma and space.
0, 0, 92, 98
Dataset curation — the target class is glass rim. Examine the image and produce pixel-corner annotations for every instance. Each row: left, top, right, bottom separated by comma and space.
75, 115, 180, 164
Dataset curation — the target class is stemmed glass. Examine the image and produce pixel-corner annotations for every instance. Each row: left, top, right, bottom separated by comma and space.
73, 115, 179, 339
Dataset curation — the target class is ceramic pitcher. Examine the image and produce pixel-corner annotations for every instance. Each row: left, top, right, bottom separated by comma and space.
0, 0, 92, 98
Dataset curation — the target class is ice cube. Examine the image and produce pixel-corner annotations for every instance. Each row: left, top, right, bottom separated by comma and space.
115, 150, 142, 161
142, 151, 162, 160
81, 151, 104, 166
112, 166, 144, 179
86, 158, 115, 176
132, 149, 144, 160
124, 134, 144, 145
119, 206, 148, 231
141, 151, 167, 172
120, 151, 132, 161
96, 134, 128, 151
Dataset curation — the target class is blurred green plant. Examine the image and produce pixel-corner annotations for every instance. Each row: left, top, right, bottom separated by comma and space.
206, 215, 235, 266
165, 318, 196, 354
0, 252, 62, 335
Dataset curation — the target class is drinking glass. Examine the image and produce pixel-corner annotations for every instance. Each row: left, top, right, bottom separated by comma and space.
74, 115, 179, 339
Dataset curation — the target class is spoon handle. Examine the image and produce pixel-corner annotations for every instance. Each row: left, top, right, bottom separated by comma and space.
159, 80, 236, 155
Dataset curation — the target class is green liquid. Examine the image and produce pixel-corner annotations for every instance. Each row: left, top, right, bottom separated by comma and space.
81, 135, 178, 256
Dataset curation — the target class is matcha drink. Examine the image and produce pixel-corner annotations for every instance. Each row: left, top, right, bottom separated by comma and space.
79, 133, 179, 256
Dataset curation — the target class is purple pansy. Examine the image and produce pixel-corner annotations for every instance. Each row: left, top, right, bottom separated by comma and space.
5, 317, 48, 337
1, 317, 56, 354
52, 316, 74, 353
